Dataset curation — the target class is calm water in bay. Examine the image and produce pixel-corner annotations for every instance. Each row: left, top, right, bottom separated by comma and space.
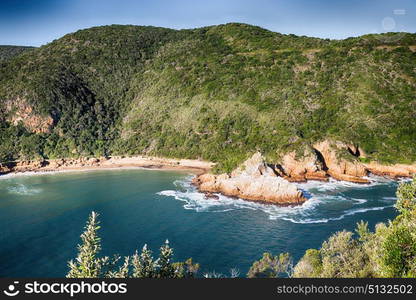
0, 169, 400, 277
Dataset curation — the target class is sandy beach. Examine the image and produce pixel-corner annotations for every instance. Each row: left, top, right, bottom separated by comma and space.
0, 155, 215, 177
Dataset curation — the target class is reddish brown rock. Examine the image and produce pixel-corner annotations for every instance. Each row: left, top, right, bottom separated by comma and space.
313, 140, 369, 183
326, 171, 370, 184
193, 152, 306, 205
363, 162, 416, 179
204, 192, 219, 200
280, 150, 328, 182
5, 98, 54, 134
305, 171, 328, 181
0, 164, 11, 174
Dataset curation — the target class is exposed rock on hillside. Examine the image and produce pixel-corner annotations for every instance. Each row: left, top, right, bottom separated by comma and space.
5, 99, 53, 133
313, 140, 369, 183
363, 162, 416, 178
278, 140, 415, 183
279, 150, 328, 182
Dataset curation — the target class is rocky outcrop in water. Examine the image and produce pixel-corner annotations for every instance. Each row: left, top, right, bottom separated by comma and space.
193, 152, 306, 205
279, 150, 328, 182
193, 139, 416, 206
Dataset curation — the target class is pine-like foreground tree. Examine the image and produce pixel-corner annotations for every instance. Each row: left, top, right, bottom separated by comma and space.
67, 212, 199, 278
67, 212, 117, 278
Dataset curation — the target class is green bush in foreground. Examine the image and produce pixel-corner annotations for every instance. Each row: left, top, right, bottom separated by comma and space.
291, 175, 416, 278
247, 252, 292, 278
248, 176, 416, 278
68, 176, 416, 278
67, 212, 199, 278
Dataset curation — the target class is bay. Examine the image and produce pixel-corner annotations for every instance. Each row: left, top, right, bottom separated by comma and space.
0, 169, 399, 277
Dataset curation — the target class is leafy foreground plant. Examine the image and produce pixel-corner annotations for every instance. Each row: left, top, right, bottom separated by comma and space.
248, 175, 416, 278
67, 211, 199, 278
247, 253, 293, 278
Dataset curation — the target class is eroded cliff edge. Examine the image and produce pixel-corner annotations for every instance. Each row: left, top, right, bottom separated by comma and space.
1, 139, 415, 206
192, 152, 306, 205
193, 139, 416, 205
277, 140, 416, 183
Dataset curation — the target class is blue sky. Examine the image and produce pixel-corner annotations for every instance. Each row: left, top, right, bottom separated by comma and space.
1, 0, 415, 46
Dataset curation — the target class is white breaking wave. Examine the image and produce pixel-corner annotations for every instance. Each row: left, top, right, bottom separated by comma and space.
294, 175, 393, 192
281, 205, 393, 224
7, 183, 42, 196
351, 198, 368, 204
157, 175, 398, 224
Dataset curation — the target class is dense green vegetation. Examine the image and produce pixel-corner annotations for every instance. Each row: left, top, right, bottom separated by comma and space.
69, 176, 416, 278
0, 45, 34, 63
1, 23, 415, 172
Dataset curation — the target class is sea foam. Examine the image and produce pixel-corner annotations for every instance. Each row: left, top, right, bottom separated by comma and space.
158, 174, 398, 224
7, 183, 42, 196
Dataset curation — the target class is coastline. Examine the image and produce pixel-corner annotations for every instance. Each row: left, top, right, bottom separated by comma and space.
190, 150, 415, 206
0, 167, 200, 180
0, 156, 214, 178
1, 153, 414, 206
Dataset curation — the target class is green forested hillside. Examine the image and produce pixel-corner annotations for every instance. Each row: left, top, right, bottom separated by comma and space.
0, 45, 34, 63
1, 23, 415, 171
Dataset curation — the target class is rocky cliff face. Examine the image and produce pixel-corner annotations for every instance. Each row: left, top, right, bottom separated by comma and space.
193, 152, 306, 205
363, 162, 416, 178
279, 150, 328, 182
313, 140, 369, 183
277, 140, 415, 184
274, 141, 369, 183
5, 98, 53, 133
